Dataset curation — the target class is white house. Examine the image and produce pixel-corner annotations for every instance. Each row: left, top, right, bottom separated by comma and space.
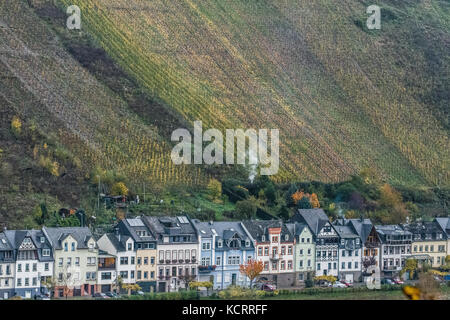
97, 231, 137, 285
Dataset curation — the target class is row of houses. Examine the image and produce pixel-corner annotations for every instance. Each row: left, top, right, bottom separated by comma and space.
0, 209, 449, 298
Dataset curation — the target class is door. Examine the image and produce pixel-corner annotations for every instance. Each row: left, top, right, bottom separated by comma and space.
231, 273, 237, 286
158, 282, 166, 292
345, 274, 354, 283
4, 292, 8, 299
25, 291, 32, 299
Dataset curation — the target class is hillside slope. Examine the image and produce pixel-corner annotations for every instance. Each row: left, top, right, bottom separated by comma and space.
1, 0, 449, 193
54, 0, 449, 186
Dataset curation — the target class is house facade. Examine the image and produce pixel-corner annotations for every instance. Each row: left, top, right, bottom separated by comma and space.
97, 232, 137, 286
143, 216, 198, 292
286, 222, 315, 283
242, 220, 296, 289
43, 227, 98, 297
117, 218, 157, 292
0, 232, 15, 299
435, 217, 450, 258
192, 220, 254, 289
4, 230, 53, 298
403, 221, 447, 268
347, 219, 381, 275
291, 209, 339, 277
332, 222, 362, 283
375, 225, 412, 277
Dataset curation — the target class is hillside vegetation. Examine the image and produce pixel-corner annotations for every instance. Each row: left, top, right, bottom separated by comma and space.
55, 0, 449, 186
0, 0, 448, 227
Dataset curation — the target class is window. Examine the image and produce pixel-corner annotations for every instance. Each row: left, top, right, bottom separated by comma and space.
202, 242, 211, 250
217, 240, 223, 248
264, 262, 269, 271
301, 238, 305, 243
342, 262, 345, 269
32, 263, 37, 271
272, 236, 279, 243
43, 249, 50, 257
307, 260, 311, 267
261, 235, 265, 242
120, 257, 129, 265
67, 258, 72, 266
285, 235, 289, 241
245, 240, 250, 247
120, 271, 128, 279
58, 258, 63, 267
137, 257, 142, 265
333, 263, 337, 270
264, 247, 269, 256
144, 257, 148, 265
280, 261, 285, 270
216, 256, 221, 266
137, 271, 142, 280
128, 243, 132, 251
355, 262, 358, 269
32, 278, 37, 286
40, 237, 45, 243
71, 242, 75, 251
300, 260, 303, 267
64, 242, 68, 252
287, 260, 292, 270
342, 250, 345, 257
17, 278, 22, 287
307, 248, 311, 255
150, 257, 154, 264
75, 257, 80, 266
44, 263, 49, 271
348, 262, 352, 269
300, 249, 303, 255
317, 263, 321, 270
281, 246, 286, 255
25, 278, 29, 286
288, 246, 293, 255
258, 247, 263, 256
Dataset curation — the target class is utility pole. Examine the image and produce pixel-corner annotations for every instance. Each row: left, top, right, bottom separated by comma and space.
97, 175, 100, 211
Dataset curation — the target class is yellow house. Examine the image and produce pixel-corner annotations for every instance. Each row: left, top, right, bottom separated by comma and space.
405, 221, 447, 268
43, 227, 98, 297
435, 217, 450, 260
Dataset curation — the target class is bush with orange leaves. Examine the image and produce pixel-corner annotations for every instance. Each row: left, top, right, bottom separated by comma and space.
292, 190, 320, 208
240, 259, 264, 289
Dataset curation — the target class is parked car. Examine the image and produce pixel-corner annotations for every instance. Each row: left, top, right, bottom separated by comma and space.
381, 278, 395, 285
392, 278, 404, 285
34, 294, 50, 300
332, 281, 347, 288
340, 280, 353, 287
93, 292, 109, 299
105, 292, 120, 298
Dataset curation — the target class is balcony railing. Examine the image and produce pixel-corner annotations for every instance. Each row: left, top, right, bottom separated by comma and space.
270, 254, 279, 261
198, 265, 216, 273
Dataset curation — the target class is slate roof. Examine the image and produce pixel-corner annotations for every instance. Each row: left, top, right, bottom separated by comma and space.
105, 232, 131, 252
289, 209, 330, 236
191, 220, 254, 250
117, 218, 155, 243
142, 215, 197, 244
435, 217, 450, 237
285, 222, 309, 240
402, 221, 446, 241
0, 232, 13, 251
242, 220, 294, 243
43, 227, 96, 250
3, 229, 53, 261
348, 219, 374, 243
375, 225, 412, 242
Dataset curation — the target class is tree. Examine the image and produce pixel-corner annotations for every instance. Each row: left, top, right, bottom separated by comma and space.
310, 193, 320, 208
11, 116, 22, 137
379, 184, 409, 224
240, 259, 264, 290
111, 182, 129, 196
279, 205, 290, 221
122, 283, 141, 296
207, 178, 222, 201
42, 277, 57, 298
235, 198, 257, 220
401, 258, 418, 279
297, 196, 312, 209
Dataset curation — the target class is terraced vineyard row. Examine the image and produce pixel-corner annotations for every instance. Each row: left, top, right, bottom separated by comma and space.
56, 0, 449, 186
0, 0, 209, 186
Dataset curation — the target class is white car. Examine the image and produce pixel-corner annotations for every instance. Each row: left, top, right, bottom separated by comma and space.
332, 281, 347, 288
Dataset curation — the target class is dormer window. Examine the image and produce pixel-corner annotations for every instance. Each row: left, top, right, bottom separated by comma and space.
356, 239, 360, 245
261, 235, 266, 242
245, 240, 250, 247
341, 239, 344, 245
217, 240, 223, 248
285, 235, 289, 241
40, 237, 45, 243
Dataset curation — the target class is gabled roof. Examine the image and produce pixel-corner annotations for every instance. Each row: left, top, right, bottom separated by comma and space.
334, 218, 374, 243
402, 221, 446, 240
242, 220, 294, 243
0, 232, 13, 251
290, 209, 330, 236
43, 227, 95, 250
191, 220, 253, 250
434, 217, 450, 237
118, 218, 155, 242
3, 229, 53, 261
105, 233, 131, 252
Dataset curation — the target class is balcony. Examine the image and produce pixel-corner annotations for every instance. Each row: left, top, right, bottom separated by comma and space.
270, 254, 279, 261
198, 265, 216, 273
